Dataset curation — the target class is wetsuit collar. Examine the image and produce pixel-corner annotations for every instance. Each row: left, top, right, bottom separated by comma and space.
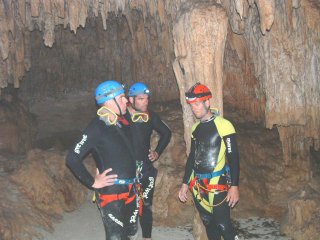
200, 114, 215, 123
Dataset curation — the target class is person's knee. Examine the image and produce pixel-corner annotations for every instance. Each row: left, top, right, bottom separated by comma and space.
143, 202, 152, 211
127, 232, 138, 240
200, 214, 211, 227
217, 223, 238, 240
106, 232, 123, 240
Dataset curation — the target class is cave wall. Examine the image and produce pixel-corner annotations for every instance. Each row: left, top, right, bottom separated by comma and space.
2, 0, 318, 158
240, 0, 320, 164
1, 0, 179, 102
19, 15, 134, 99
220, 0, 320, 164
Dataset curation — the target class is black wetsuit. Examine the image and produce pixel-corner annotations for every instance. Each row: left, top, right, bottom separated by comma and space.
66, 116, 138, 240
125, 110, 171, 238
183, 114, 239, 240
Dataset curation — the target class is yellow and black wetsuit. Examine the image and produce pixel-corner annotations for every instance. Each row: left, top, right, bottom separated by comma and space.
183, 114, 239, 240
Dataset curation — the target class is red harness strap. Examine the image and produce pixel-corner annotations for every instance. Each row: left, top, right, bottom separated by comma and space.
189, 177, 229, 192
189, 177, 198, 190
204, 184, 229, 191
99, 184, 136, 208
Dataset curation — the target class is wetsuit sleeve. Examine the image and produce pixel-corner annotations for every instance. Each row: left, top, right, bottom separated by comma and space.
183, 138, 196, 184
223, 133, 240, 186
66, 120, 101, 190
151, 112, 172, 156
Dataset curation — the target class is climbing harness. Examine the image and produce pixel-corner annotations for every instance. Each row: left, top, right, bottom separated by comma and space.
98, 184, 136, 208
136, 161, 144, 180
134, 161, 145, 216
92, 177, 139, 207
189, 165, 231, 208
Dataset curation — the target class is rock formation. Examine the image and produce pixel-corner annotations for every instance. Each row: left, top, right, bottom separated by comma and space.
0, 87, 37, 153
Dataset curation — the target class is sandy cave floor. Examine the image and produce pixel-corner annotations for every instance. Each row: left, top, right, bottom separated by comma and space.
39, 200, 292, 240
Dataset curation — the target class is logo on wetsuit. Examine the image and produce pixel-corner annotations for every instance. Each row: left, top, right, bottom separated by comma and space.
74, 134, 88, 154
108, 213, 124, 227
130, 209, 139, 223
226, 137, 232, 153
143, 177, 154, 199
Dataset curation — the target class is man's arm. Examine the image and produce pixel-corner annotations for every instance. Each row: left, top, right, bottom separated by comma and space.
66, 121, 100, 190
149, 112, 172, 160
223, 133, 240, 207
223, 134, 239, 186
178, 139, 196, 203
182, 139, 196, 184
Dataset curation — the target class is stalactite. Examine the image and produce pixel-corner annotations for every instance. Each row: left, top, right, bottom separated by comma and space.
234, 0, 245, 20
254, 0, 275, 34
0, 1, 10, 61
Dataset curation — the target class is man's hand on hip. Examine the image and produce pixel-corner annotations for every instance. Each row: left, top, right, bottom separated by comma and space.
92, 168, 117, 189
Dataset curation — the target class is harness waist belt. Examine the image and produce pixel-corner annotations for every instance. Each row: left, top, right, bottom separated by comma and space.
195, 165, 229, 180
114, 178, 136, 185
99, 184, 136, 207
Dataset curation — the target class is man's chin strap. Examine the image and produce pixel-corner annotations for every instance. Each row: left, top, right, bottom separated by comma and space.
113, 98, 123, 116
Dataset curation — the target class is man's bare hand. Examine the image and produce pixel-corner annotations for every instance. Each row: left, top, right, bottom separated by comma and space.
226, 186, 239, 208
178, 183, 189, 203
148, 150, 159, 162
92, 168, 117, 189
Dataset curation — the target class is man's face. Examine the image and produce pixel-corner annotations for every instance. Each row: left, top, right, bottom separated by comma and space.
104, 93, 128, 115
129, 94, 149, 112
189, 100, 210, 119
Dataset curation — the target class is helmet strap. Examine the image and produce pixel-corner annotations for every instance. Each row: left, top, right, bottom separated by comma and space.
113, 98, 123, 117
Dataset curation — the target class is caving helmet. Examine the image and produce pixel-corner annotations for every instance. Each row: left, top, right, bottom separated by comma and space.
95, 80, 125, 105
185, 82, 212, 104
128, 82, 150, 97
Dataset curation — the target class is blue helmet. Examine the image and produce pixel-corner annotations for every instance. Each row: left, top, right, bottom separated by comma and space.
95, 80, 125, 105
128, 82, 150, 97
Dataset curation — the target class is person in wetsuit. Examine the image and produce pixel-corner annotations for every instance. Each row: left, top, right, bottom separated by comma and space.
127, 82, 171, 240
66, 80, 138, 240
178, 82, 240, 240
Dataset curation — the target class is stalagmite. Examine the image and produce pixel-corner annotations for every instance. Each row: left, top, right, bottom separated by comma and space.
173, 3, 228, 150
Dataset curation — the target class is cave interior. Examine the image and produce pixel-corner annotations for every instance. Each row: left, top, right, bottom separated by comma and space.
0, 1, 319, 240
